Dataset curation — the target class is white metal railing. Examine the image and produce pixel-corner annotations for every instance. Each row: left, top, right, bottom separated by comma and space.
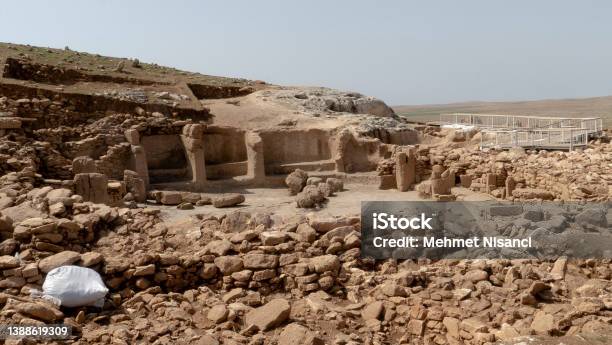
480, 128, 589, 151
440, 113, 603, 134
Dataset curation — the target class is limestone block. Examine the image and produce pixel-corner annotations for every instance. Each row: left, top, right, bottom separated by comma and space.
285, 169, 308, 195
72, 156, 97, 174
107, 181, 126, 205
130, 145, 149, 187
431, 178, 446, 195
181, 135, 206, 185
441, 169, 453, 192
395, 151, 416, 192
74, 173, 108, 204
378, 175, 396, 190
485, 173, 497, 193
432, 164, 444, 179
124, 129, 140, 145
212, 193, 245, 208
505, 176, 516, 199
246, 132, 265, 182
0, 117, 21, 129
182, 124, 204, 139
124, 170, 146, 202
460, 175, 472, 188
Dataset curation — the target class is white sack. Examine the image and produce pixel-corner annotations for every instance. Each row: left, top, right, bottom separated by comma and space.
42, 265, 108, 307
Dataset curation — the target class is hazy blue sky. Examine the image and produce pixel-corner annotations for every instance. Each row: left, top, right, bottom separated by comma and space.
2, 1, 612, 105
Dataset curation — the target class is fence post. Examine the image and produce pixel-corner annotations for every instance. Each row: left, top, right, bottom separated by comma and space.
569, 129, 573, 151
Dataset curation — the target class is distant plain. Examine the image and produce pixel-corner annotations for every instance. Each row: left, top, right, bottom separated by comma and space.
394, 96, 612, 129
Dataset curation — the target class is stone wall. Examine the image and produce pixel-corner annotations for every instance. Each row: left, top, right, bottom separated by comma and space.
260, 129, 333, 172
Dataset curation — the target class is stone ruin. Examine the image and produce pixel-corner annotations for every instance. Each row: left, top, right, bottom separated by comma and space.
0, 43, 610, 345
0, 46, 422, 208
376, 127, 610, 202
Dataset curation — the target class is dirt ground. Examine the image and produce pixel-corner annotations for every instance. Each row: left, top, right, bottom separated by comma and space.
153, 184, 495, 224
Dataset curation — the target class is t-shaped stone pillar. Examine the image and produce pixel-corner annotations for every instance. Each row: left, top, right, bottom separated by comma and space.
505, 176, 516, 199
124, 127, 149, 188
395, 150, 416, 192
246, 132, 266, 183
131, 145, 149, 187
181, 124, 206, 188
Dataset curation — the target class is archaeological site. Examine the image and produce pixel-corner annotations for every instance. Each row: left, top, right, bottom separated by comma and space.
0, 39, 610, 345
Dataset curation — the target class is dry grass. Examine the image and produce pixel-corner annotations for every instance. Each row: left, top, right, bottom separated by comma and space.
0, 42, 252, 88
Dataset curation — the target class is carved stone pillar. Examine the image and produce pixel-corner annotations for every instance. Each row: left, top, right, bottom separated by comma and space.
181, 124, 206, 188
395, 150, 416, 192
246, 131, 265, 183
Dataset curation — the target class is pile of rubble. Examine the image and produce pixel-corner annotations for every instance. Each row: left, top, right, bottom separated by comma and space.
1, 196, 611, 344
285, 169, 345, 208
269, 87, 396, 118
380, 127, 611, 201
0, 44, 610, 344
0, 141, 609, 344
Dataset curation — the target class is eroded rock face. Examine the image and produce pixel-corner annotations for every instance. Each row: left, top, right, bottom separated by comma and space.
270, 87, 395, 117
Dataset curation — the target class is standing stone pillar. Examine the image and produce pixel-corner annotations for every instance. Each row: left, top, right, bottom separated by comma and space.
124, 128, 149, 188
460, 175, 472, 188
181, 124, 206, 188
430, 165, 442, 195
430, 165, 454, 199
246, 132, 266, 183
395, 150, 416, 192
430, 177, 446, 195
74, 173, 108, 204
333, 130, 352, 173
131, 145, 149, 187
124, 170, 146, 202
446, 169, 455, 190
505, 176, 516, 199
486, 173, 497, 193
442, 169, 454, 192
